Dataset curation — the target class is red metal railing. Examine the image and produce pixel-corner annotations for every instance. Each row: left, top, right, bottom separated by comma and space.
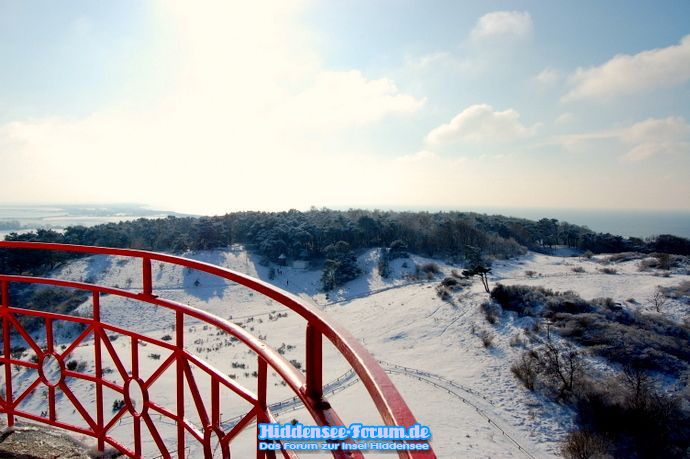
0, 242, 434, 458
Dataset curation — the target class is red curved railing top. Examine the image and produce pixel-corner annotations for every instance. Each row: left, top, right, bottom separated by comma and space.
0, 242, 435, 459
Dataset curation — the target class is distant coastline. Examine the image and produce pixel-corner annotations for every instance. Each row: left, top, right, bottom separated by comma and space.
0, 204, 184, 239
1, 204, 689, 240
361, 206, 690, 240
479, 208, 690, 240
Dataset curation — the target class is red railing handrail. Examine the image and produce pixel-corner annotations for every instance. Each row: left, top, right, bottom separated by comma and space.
0, 241, 435, 458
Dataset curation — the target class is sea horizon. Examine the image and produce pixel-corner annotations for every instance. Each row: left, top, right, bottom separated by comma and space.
462, 207, 690, 240
1, 204, 689, 240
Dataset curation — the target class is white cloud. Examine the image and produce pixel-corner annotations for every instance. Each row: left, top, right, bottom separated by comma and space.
0, 1, 425, 214
426, 104, 536, 145
563, 35, 690, 102
619, 116, 690, 161
555, 113, 575, 125
471, 11, 533, 41
272, 70, 424, 129
622, 142, 687, 162
534, 67, 561, 86
619, 116, 690, 144
557, 116, 690, 161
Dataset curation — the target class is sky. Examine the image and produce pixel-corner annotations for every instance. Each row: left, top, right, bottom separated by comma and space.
1, 0, 689, 215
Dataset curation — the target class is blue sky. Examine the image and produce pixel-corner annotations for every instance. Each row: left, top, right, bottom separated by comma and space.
1, 1, 689, 214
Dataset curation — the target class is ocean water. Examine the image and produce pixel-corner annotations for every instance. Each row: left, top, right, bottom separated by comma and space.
0, 204, 178, 239
474, 208, 690, 240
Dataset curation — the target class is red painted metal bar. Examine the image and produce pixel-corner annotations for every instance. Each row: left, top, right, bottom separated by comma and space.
222, 406, 257, 444
211, 379, 220, 429
0, 278, 396, 458
175, 310, 186, 459
0, 275, 310, 411
0, 242, 435, 458
144, 411, 171, 458
60, 324, 94, 359
132, 335, 142, 457
46, 317, 57, 423
2, 280, 14, 427
46, 317, 54, 352
257, 357, 268, 459
94, 291, 105, 451
6, 313, 42, 355
183, 361, 211, 429
142, 257, 153, 297
12, 378, 41, 408
305, 323, 323, 402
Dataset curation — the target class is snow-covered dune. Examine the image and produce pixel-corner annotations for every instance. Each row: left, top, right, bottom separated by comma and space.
4, 247, 689, 458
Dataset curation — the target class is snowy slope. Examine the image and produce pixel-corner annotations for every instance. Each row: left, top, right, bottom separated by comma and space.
2, 247, 689, 458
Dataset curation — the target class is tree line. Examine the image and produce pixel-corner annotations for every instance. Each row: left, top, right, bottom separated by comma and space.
1, 209, 688, 276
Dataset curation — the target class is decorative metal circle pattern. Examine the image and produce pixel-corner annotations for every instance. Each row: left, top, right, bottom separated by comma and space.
124, 377, 148, 417
38, 353, 64, 388
204, 426, 230, 459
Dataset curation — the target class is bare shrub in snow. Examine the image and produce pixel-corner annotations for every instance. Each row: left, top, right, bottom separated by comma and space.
639, 253, 683, 271
490, 283, 550, 316
480, 301, 501, 324
476, 328, 494, 348
512, 342, 584, 399
511, 350, 539, 390
562, 430, 611, 459
655, 252, 671, 270
435, 285, 452, 303
661, 280, 690, 303
539, 341, 584, 400
604, 252, 645, 264
112, 399, 125, 412
649, 287, 667, 312
509, 334, 527, 348
440, 276, 459, 288
570, 365, 690, 458
417, 262, 440, 275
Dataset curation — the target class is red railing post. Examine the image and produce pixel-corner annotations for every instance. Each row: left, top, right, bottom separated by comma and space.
46, 317, 56, 422
93, 291, 105, 452
132, 336, 142, 457
305, 323, 323, 402
211, 379, 220, 429
1, 280, 14, 427
176, 311, 185, 459
142, 257, 153, 297
257, 357, 268, 459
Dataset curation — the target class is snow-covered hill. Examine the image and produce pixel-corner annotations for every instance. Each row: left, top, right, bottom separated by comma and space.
3, 247, 689, 458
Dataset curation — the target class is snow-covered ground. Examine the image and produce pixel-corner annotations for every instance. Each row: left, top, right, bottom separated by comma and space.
2, 247, 689, 458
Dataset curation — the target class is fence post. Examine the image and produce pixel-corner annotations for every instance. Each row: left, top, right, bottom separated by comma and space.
93, 291, 105, 452
176, 311, 185, 459
257, 357, 268, 459
305, 323, 323, 402
1, 280, 13, 427
143, 258, 153, 297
